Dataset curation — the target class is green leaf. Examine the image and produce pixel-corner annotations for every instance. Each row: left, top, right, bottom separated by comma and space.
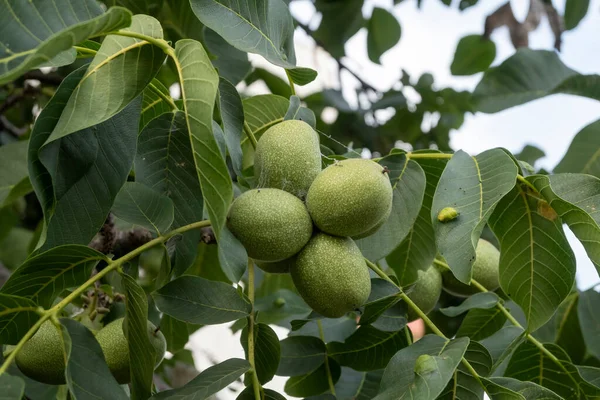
386, 152, 449, 285
218, 78, 245, 177
217, 226, 248, 283
516, 145, 545, 168
1, 245, 105, 308
29, 66, 141, 250
243, 94, 289, 137
0, 294, 40, 345
136, 111, 204, 277
0, 374, 25, 400
160, 314, 190, 353
246, 69, 292, 98
328, 325, 409, 371
284, 359, 341, 397
0, 140, 29, 206
450, 35, 496, 76
578, 366, 600, 388
483, 377, 564, 399
151, 358, 250, 399
286, 67, 318, 86
255, 289, 311, 326
552, 293, 586, 364
173, 39, 231, 239
480, 326, 526, 370
48, 15, 165, 142
357, 153, 426, 261
456, 307, 506, 341
122, 273, 155, 400
140, 79, 173, 129
241, 323, 280, 384
204, 28, 252, 85
335, 368, 383, 400
554, 119, 600, 177
277, 336, 327, 377
290, 317, 357, 343
440, 292, 500, 317
432, 149, 517, 283
237, 387, 286, 400
564, 0, 590, 30
579, 289, 600, 360
314, 0, 364, 58
367, 8, 401, 64
152, 276, 251, 324
375, 335, 469, 400
59, 318, 128, 400
488, 183, 576, 332
112, 182, 174, 235
0, 3, 132, 84
189, 0, 297, 69
360, 279, 403, 327
438, 341, 492, 400
505, 341, 600, 399
473, 49, 600, 113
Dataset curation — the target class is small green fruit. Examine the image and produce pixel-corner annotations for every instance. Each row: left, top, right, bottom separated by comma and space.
96, 318, 166, 384
407, 265, 442, 321
442, 239, 500, 297
16, 321, 65, 385
227, 189, 313, 262
291, 233, 371, 318
351, 198, 392, 239
254, 120, 321, 199
306, 159, 393, 237
256, 257, 296, 274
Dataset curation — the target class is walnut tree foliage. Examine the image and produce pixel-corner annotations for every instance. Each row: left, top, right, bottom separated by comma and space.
1, 0, 600, 399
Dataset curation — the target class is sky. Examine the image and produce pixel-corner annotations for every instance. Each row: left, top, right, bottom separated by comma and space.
190, 1, 600, 398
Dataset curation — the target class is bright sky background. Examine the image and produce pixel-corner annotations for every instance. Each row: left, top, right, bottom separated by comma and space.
191, 1, 600, 398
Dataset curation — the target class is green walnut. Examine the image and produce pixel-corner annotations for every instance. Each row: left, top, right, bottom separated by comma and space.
352, 199, 392, 239
227, 189, 313, 262
96, 318, 166, 384
256, 257, 296, 274
407, 265, 442, 321
291, 233, 371, 318
442, 239, 501, 297
306, 158, 393, 237
16, 321, 66, 385
254, 119, 321, 199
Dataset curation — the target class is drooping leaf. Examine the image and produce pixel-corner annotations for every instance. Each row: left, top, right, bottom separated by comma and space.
579, 289, 600, 360
151, 358, 250, 400
59, 318, 128, 400
217, 226, 248, 283
335, 368, 383, 400
564, 0, 590, 30
48, 14, 165, 142
218, 78, 245, 176
360, 279, 402, 327
29, 66, 141, 250
432, 149, 517, 283
505, 341, 600, 398
204, 28, 252, 85
0, 294, 40, 345
1, 245, 105, 308
386, 151, 449, 285
0, 374, 25, 400
480, 326, 526, 370
488, 183, 576, 332
284, 359, 341, 397
0, 2, 132, 84
367, 8, 401, 64
122, 274, 155, 400
356, 153, 426, 261
152, 276, 251, 324
375, 335, 469, 400
112, 182, 174, 235
530, 173, 600, 278
483, 377, 564, 400
473, 49, 600, 113
136, 111, 204, 277
277, 336, 327, 377
438, 341, 492, 400
140, 79, 173, 129
286, 67, 318, 86
451, 35, 496, 76
327, 325, 409, 371
173, 39, 231, 239
241, 323, 280, 384
440, 292, 500, 317
456, 307, 506, 341
554, 119, 600, 177
0, 141, 29, 206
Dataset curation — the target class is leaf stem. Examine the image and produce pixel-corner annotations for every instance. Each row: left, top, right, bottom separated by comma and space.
317, 320, 336, 395
0, 219, 211, 375
244, 121, 258, 149
246, 259, 262, 400
73, 45, 98, 56
148, 82, 178, 111
109, 30, 172, 54
285, 70, 296, 96
406, 152, 453, 160
516, 174, 539, 193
